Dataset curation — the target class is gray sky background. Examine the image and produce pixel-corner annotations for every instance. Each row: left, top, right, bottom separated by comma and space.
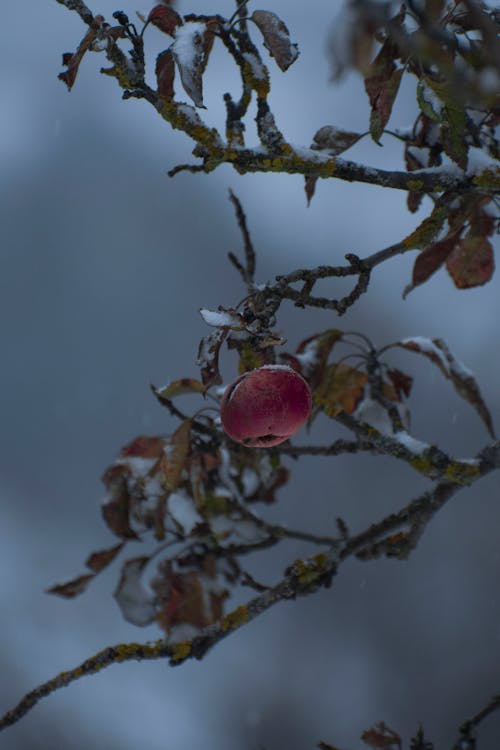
1, 1, 500, 749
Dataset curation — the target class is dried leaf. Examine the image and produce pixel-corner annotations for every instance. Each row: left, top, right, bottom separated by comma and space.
197, 328, 228, 387
314, 363, 368, 416
58, 20, 103, 90
361, 722, 402, 749
85, 542, 124, 573
446, 236, 494, 289
393, 337, 495, 437
148, 5, 182, 36
152, 556, 229, 634
101, 464, 139, 539
296, 330, 344, 390
417, 78, 468, 167
312, 126, 362, 155
120, 436, 165, 459
46, 573, 95, 599
386, 368, 413, 400
364, 41, 403, 142
305, 175, 319, 206
155, 378, 206, 399
158, 420, 192, 493
251, 10, 299, 71
173, 21, 214, 107
407, 190, 424, 214
403, 235, 459, 298
155, 49, 175, 99
114, 556, 157, 626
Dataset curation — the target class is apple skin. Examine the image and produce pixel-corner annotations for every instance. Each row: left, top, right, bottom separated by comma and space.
220, 365, 312, 447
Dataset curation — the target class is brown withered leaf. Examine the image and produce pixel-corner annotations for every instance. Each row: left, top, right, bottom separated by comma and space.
296, 329, 344, 390
314, 363, 368, 417
386, 368, 413, 401
392, 337, 495, 437
58, 19, 103, 90
155, 49, 175, 99
47, 573, 95, 599
101, 464, 139, 539
312, 126, 362, 155
434, 338, 496, 438
407, 190, 424, 214
197, 328, 228, 387
361, 722, 402, 749
471, 209, 497, 238
305, 175, 319, 206
446, 235, 494, 289
148, 5, 182, 36
153, 556, 229, 634
120, 436, 165, 459
251, 10, 299, 71
154, 378, 206, 399
85, 542, 124, 573
364, 41, 403, 142
157, 419, 192, 493
403, 235, 459, 298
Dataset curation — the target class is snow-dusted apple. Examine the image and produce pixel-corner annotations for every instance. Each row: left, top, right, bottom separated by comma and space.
220, 365, 312, 447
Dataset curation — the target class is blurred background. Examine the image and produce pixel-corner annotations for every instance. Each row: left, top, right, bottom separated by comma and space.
1, 1, 500, 748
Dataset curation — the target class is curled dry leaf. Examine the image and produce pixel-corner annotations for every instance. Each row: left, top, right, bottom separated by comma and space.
157, 420, 192, 493
197, 328, 228, 387
364, 40, 403, 143
312, 126, 362, 155
85, 542, 125, 573
403, 235, 459, 298
314, 363, 368, 417
386, 368, 413, 401
251, 10, 299, 71
295, 329, 344, 390
446, 235, 494, 289
46, 573, 96, 599
361, 721, 402, 749
392, 337, 495, 437
152, 555, 230, 636
101, 464, 139, 540
58, 18, 103, 90
304, 175, 319, 206
148, 4, 182, 36
154, 378, 206, 399
156, 49, 175, 99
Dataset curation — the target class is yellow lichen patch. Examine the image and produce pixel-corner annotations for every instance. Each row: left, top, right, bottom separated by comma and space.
409, 455, 435, 477
220, 605, 250, 632
114, 643, 145, 661
444, 460, 481, 485
403, 205, 448, 249
293, 554, 330, 586
407, 179, 424, 192
170, 640, 192, 663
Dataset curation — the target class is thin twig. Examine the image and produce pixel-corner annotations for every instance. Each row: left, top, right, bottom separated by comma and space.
228, 189, 256, 285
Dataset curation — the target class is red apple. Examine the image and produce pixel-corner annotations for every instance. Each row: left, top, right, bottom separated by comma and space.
220, 365, 311, 447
